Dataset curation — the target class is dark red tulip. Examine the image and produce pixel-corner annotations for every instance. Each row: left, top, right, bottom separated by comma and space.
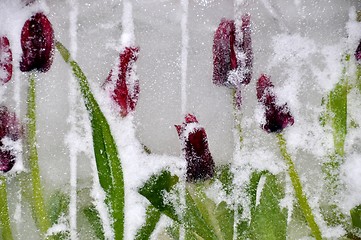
355, 40, 361, 62
20, 13, 54, 73
0, 107, 22, 173
239, 14, 253, 85
104, 46, 140, 117
175, 114, 215, 182
0, 36, 12, 83
213, 19, 236, 87
212, 15, 253, 88
257, 74, 294, 133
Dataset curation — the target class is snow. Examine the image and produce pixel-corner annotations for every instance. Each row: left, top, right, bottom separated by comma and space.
0, 0, 361, 239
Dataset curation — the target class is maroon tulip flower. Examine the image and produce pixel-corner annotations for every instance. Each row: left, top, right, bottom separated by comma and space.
20, 12, 54, 73
212, 14, 253, 88
257, 74, 294, 133
213, 18, 236, 87
175, 114, 215, 182
0, 106, 22, 173
104, 46, 140, 117
355, 40, 361, 62
212, 15, 253, 110
0, 36, 12, 83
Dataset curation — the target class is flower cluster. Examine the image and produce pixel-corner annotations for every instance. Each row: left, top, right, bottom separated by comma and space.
0, 10, 54, 173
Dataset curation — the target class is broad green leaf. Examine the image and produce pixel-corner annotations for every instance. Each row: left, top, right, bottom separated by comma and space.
47, 191, 70, 225
184, 185, 220, 240
138, 170, 179, 220
351, 205, 361, 229
56, 42, 124, 239
248, 173, 287, 240
135, 205, 161, 240
215, 201, 234, 240
83, 205, 105, 240
215, 164, 233, 196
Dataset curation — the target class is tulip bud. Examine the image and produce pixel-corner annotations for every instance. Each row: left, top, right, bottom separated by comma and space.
0, 106, 22, 173
0, 36, 12, 83
213, 19, 236, 87
212, 15, 253, 88
20, 13, 54, 73
175, 114, 215, 182
104, 46, 140, 117
355, 40, 361, 62
257, 74, 294, 133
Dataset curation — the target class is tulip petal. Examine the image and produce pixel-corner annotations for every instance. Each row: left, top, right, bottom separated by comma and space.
105, 47, 140, 117
257, 74, 294, 133
176, 114, 215, 182
0, 36, 13, 83
20, 13, 54, 72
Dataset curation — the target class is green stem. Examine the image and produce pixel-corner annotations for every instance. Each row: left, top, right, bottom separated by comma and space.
356, 64, 361, 93
27, 74, 51, 236
277, 133, 322, 240
0, 176, 14, 240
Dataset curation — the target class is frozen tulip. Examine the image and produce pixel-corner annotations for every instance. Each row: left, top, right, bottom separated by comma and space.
257, 74, 294, 133
20, 12, 54, 72
212, 15, 253, 88
0, 106, 22, 173
175, 114, 215, 182
213, 18, 236, 87
355, 40, 361, 62
104, 46, 140, 117
0, 36, 12, 83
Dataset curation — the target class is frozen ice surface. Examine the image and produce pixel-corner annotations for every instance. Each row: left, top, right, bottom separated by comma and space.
0, 0, 361, 239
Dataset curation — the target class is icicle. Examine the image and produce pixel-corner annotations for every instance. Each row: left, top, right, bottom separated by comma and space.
179, 0, 189, 239
180, 0, 189, 116
67, 0, 79, 239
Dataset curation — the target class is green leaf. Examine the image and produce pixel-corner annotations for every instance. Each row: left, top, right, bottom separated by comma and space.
135, 205, 161, 240
248, 173, 287, 240
183, 185, 220, 240
215, 201, 234, 240
351, 205, 361, 229
47, 191, 70, 225
138, 170, 179, 221
56, 41, 124, 239
215, 164, 233, 196
83, 205, 105, 240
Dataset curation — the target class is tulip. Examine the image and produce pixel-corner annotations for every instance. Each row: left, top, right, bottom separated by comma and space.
104, 46, 140, 117
175, 114, 215, 182
212, 14, 253, 88
355, 40, 361, 62
257, 74, 294, 133
0, 106, 22, 173
0, 36, 12, 83
20, 12, 54, 72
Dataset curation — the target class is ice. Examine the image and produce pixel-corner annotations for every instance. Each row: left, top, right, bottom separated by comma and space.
1, 0, 361, 239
